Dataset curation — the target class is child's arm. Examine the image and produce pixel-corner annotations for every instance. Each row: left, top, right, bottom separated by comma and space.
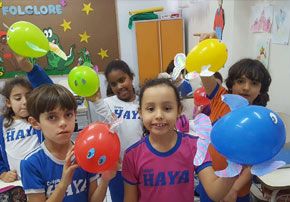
198, 166, 237, 201
124, 182, 138, 202
13, 53, 53, 87
87, 179, 109, 202
221, 167, 253, 202
193, 32, 219, 96
88, 159, 120, 202
86, 90, 115, 123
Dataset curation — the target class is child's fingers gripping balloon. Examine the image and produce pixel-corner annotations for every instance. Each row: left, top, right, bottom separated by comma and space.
185, 39, 228, 75
68, 66, 100, 97
7, 21, 49, 58
74, 122, 121, 173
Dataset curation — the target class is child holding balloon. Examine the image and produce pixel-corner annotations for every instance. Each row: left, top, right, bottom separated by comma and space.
193, 32, 272, 202
0, 54, 53, 182
20, 84, 119, 202
122, 78, 239, 202
86, 59, 143, 202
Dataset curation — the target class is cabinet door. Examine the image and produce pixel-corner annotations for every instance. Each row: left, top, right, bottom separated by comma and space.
160, 19, 184, 72
135, 21, 161, 85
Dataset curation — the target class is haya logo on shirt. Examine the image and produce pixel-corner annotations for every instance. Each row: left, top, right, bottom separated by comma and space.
142, 169, 189, 186
6, 126, 38, 142
114, 107, 140, 120
46, 178, 87, 197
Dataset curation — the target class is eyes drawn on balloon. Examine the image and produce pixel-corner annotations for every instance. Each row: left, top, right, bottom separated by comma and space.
270, 112, 278, 124
87, 148, 95, 159
74, 78, 87, 87
10, 27, 15, 32
98, 155, 107, 165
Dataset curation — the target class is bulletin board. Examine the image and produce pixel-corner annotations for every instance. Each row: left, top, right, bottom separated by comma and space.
0, 0, 120, 79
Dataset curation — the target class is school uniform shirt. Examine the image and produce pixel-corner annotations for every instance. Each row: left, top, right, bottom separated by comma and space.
2, 119, 41, 178
177, 79, 193, 98
92, 95, 143, 160
207, 83, 251, 197
20, 143, 98, 201
122, 132, 212, 202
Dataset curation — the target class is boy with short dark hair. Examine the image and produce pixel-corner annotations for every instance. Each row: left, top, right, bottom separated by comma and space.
20, 84, 117, 202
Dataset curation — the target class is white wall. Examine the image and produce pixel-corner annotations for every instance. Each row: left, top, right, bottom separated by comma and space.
181, 0, 290, 115
230, 0, 290, 115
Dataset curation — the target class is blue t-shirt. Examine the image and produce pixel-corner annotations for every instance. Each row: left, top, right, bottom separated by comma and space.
178, 80, 193, 98
20, 143, 98, 202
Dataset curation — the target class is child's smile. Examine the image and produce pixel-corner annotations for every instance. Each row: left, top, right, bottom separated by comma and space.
140, 84, 182, 137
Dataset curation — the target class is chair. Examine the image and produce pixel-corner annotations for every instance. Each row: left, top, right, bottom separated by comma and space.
277, 112, 290, 149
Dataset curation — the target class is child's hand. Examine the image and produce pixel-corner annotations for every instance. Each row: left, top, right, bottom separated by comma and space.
12, 52, 34, 72
100, 157, 121, 181
59, 146, 78, 188
85, 89, 101, 102
193, 32, 218, 42
0, 170, 17, 182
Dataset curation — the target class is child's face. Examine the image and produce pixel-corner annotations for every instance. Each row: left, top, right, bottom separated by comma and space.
107, 69, 135, 102
6, 85, 30, 119
232, 75, 261, 105
31, 106, 76, 146
139, 85, 182, 137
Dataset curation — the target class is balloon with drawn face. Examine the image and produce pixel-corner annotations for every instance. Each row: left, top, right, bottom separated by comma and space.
7, 21, 49, 58
186, 39, 227, 75
74, 122, 121, 173
211, 106, 286, 165
68, 66, 100, 97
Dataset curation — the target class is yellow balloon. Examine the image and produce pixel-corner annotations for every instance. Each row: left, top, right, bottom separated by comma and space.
7, 21, 49, 58
185, 39, 228, 73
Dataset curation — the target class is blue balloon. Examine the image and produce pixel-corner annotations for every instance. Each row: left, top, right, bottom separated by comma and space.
211, 106, 286, 165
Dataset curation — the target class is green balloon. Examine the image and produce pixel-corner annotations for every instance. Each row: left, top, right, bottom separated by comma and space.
7, 21, 49, 58
68, 66, 100, 97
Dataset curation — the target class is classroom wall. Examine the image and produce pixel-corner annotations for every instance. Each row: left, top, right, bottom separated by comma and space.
181, 0, 290, 115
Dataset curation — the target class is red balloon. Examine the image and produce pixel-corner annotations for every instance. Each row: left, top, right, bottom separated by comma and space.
74, 122, 120, 173
193, 87, 210, 106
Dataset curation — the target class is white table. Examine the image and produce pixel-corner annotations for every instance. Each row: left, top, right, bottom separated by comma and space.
0, 179, 22, 189
258, 168, 290, 202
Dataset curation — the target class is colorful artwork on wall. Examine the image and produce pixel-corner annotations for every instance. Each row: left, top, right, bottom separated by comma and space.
0, 0, 119, 79
251, 5, 273, 33
272, 6, 290, 45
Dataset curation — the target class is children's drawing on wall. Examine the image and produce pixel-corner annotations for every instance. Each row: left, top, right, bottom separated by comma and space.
272, 6, 290, 45
251, 6, 273, 33
255, 37, 270, 68
213, 0, 225, 40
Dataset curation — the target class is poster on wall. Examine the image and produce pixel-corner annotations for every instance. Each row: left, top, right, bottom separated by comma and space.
272, 6, 290, 45
213, 0, 225, 40
250, 5, 273, 33
254, 37, 270, 68
0, 0, 119, 79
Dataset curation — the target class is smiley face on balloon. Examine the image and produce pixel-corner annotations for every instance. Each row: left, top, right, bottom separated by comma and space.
68, 66, 100, 97
74, 122, 121, 173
